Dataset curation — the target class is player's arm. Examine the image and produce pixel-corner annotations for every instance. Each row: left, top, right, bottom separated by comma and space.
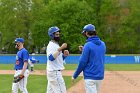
73, 44, 90, 79
21, 51, 29, 75
21, 61, 28, 75
48, 43, 67, 61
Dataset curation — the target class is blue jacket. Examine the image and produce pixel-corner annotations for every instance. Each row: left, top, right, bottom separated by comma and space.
73, 36, 106, 80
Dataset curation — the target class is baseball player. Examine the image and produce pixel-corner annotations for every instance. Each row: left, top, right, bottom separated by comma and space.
12, 38, 29, 93
28, 53, 39, 72
46, 26, 69, 93
72, 24, 106, 93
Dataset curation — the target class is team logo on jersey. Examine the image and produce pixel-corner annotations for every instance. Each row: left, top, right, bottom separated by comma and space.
16, 60, 20, 65
15, 55, 19, 65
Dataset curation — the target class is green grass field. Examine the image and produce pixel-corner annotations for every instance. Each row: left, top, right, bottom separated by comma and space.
0, 75, 81, 93
0, 64, 78, 70
105, 64, 140, 71
1, 64, 140, 71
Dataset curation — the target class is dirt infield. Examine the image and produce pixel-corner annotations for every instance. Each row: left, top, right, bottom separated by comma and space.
0, 70, 140, 93
100, 71, 140, 93
67, 71, 140, 93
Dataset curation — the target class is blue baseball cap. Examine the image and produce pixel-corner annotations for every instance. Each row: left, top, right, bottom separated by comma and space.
15, 38, 24, 43
82, 24, 96, 34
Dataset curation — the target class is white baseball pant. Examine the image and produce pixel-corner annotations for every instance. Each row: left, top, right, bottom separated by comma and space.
28, 59, 34, 67
46, 70, 67, 93
84, 79, 102, 93
12, 69, 29, 93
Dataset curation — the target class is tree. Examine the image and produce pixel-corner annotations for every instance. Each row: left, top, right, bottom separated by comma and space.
0, 0, 140, 54
31, 0, 95, 53
0, 0, 33, 53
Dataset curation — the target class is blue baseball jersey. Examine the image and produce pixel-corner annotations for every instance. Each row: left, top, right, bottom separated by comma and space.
14, 48, 29, 70
29, 58, 37, 63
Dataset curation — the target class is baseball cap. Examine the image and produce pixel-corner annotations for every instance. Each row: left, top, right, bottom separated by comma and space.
15, 38, 24, 43
82, 24, 96, 34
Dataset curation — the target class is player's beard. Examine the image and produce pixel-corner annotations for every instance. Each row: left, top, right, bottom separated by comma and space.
54, 37, 60, 42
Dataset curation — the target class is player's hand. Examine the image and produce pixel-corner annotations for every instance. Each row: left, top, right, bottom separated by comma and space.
58, 43, 67, 51
72, 76, 76, 84
61, 43, 67, 49
13, 74, 24, 83
64, 50, 69, 56
79, 46, 83, 51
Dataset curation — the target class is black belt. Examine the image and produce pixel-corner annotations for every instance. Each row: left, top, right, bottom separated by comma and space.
15, 69, 22, 71
54, 70, 61, 71
15, 69, 28, 71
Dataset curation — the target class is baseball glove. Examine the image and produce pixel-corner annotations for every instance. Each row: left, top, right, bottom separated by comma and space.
13, 74, 24, 83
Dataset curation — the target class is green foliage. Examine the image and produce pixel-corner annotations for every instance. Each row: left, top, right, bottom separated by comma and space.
99, 0, 140, 53
0, 0, 33, 53
0, 0, 140, 54
31, 0, 95, 53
